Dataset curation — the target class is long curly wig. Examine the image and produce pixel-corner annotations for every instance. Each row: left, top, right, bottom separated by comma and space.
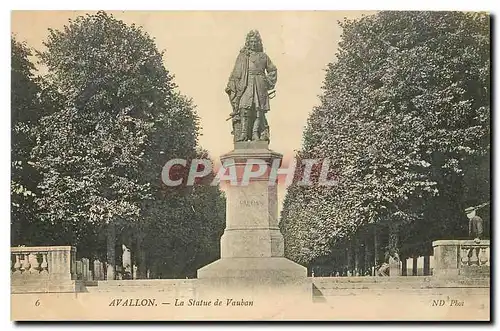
244, 30, 264, 52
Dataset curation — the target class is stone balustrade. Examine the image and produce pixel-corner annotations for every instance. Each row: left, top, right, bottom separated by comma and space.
459, 242, 490, 267
11, 246, 78, 291
432, 240, 490, 278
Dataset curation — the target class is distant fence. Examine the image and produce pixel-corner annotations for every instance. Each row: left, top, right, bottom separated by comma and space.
310, 256, 434, 277
75, 259, 138, 281
404, 256, 433, 276
311, 239, 491, 278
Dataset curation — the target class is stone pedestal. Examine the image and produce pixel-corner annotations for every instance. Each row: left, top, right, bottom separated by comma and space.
197, 141, 307, 284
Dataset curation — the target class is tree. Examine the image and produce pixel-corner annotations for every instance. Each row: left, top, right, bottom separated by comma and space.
281, 11, 490, 264
30, 12, 226, 279
31, 11, 200, 268
11, 37, 43, 245
142, 148, 226, 278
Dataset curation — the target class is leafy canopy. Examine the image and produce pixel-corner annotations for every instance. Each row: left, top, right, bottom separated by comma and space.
281, 11, 490, 264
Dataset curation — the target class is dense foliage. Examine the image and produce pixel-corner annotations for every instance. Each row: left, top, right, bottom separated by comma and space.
34, 12, 182, 230
281, 11, 490, 264
11, 38, 42, 245
144, 149, 225, 278
12, 12, 225, 277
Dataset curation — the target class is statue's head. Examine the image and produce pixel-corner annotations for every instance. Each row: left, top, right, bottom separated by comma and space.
245, 30, 263, 52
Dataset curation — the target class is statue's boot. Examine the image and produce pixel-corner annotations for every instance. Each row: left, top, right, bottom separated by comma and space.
232, 119, 241, 142
252, 113, 262, 141
239, 116, 248, 141
260, 126, 270, 141
252, 130, 260, 141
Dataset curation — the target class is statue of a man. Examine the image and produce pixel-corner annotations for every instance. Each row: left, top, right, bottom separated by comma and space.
225, 30, 277, 142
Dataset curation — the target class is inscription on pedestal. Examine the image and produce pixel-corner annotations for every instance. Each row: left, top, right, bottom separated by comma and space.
239, 200, 264, 207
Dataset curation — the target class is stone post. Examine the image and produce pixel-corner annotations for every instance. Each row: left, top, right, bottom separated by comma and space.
416, 256, 425, 276
432, 240, 460, 277
82, 258, 90, 281
389, 258, 401, 276
106, 222, 116, 280
406, 258, 414, 276
45, 246, 77, 280
93, 260, 103, 280
76, 261, 83, 279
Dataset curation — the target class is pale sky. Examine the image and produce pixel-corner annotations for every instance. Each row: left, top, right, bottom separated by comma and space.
11, 10, 376, 213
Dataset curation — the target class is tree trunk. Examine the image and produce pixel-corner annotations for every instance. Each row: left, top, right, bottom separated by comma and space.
11, 220, 20, 246
346, 242, 354, 276
424, 255, 430, 276
128, 235, 134, 279
136, 233, 147, 279
373, 226, 379, 268
402, 255, 407, 276
364, 238, 371, 275
106, 222, 116, 280
354, 237, 361, 276
388, 222, 399, 252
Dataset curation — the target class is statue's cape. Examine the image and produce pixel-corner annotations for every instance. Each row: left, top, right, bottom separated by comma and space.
226, 50, 249, 106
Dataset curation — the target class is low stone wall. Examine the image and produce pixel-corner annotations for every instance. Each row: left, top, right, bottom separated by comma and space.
11, 241, 491, 294
10, 243, 490, 320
